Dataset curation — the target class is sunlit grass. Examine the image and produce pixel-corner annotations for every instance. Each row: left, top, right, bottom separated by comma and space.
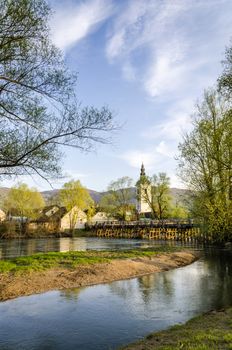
0, 246, 180, 274
123, 308, 232, 350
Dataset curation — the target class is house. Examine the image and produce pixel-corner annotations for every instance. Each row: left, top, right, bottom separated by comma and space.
28, 205, 88, 233
60, 206, 87, 230
0, 209, 6, 222
90, 211, 115, 224
29, 205, 67, 232
41, 205, 61, 217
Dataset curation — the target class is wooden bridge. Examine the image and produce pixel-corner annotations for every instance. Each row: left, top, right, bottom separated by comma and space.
89, 220, 202, 242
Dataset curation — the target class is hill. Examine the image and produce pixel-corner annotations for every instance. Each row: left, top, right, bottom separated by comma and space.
0, 186, 190, 208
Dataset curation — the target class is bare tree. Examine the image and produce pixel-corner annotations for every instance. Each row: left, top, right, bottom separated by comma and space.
0, 0, 115, 181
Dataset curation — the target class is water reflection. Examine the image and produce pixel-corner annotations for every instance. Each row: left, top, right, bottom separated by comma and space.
0, 237, 202, 259
0, 248, 230, 350
0, 243, 232, 350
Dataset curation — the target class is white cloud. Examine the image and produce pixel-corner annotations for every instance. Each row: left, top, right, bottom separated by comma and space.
155, 141, 175, 158
119, 143, 177, 169
106, 0, 190, 91
120, 150, 157, 169
169, 173, 186, 189
119, 148, 186, 188
106, 0, 232, 97
142, 99, 194, 142
144, 43, 187, 97
50, 0, 114, 51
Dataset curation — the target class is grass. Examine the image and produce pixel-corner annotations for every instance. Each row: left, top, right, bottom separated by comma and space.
0, 245, 180, 274
123, 308, 232, 350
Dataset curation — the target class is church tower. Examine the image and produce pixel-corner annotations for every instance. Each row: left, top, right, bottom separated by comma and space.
136, 163, 152, 215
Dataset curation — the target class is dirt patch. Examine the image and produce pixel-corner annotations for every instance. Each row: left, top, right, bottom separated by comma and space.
0, 251, 198, 301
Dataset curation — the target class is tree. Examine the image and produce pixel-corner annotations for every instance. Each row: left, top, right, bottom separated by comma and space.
153, 173, 172, 219
100, 176, 135, 220
0, 0, 114, 181
4, 182, 44, 220
59, 180, 94, 231
169, 204, 189, 219
218, 42, 232, 98
178, 90, 232, 242
136, 172, 171, 219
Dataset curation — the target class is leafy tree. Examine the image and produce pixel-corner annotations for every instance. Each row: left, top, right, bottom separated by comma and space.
100, 176, 135, 220
152, 173, 171, 219
59, 180, 94, 230
178, 90, 232, 242
136, 172, 171, 219
0, 0, 114, 181
169, 204, 189, 219
218, 42, 232, 98
4, 183, 44, 220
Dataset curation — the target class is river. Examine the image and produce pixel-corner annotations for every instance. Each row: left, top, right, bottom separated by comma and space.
0, 239, 231, 350
0, 236, 199, 259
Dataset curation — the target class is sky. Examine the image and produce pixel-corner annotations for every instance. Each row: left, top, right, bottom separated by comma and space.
3, 0, 232, 192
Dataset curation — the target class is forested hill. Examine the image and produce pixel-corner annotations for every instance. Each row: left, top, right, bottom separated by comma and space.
0, 186, 190, 208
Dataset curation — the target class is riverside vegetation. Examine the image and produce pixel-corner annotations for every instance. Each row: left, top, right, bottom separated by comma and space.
123, 308, 232, 350
0, 246, 180, 273
0, 246, 197, 301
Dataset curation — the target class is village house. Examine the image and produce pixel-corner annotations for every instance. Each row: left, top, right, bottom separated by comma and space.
60, 206, 87, 230
0, 209, 6, 222
28, 205, 67, 233
28, 205, 87, 233
90, 211, 115, 224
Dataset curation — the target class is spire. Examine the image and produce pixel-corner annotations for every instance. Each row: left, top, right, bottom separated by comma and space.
140, 163, 146, 177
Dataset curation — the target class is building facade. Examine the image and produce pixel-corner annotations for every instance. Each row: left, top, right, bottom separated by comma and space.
136, 163, 152, 216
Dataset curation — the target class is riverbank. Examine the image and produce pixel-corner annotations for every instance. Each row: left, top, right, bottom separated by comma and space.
0, 247, 198, 301
123, 308, 232, 349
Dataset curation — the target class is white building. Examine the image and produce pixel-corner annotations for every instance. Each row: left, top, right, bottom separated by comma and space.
0, 209, 6, 222
60, 206, 87, 230
136, 163, 152, 216
90, 211, 116, 224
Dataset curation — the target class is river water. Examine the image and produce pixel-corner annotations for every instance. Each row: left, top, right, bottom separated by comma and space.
0, 239, 231, 350
0, 237, 199, 259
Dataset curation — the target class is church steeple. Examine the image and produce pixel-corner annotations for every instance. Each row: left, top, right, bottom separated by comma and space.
137, 163, 152, 215
140, 163, 146, 177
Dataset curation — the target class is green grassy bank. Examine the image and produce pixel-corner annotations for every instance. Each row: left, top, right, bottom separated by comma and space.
123, 308, 232, 350
0, 246, 180, 274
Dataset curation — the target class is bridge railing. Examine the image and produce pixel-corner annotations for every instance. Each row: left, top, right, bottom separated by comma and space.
87, 219, 198, 229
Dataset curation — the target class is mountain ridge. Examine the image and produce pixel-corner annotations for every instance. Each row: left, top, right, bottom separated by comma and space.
0, 186, 190, 207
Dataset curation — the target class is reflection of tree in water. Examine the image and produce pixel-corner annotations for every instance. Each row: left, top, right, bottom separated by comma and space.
0, 238, 62, 259
108, 280, 138, 300
60, 287, 84, 301
198, 249, 232, 309
108, 272, 175, 308
138, 272, 174, 304
0, 239, 26, 259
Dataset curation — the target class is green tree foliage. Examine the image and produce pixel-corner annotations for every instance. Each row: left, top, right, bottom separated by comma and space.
4, 183, 44, 219
59, 180, 94, 230
169, 204, 189, 219
137, 173, 171, 219
178, 90, 232, 242
100, 176, 135, 220
0, 0, 114, 180
218, 42, 232, 98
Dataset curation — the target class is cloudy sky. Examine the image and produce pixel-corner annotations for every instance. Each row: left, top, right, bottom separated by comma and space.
3, 0, 232, 191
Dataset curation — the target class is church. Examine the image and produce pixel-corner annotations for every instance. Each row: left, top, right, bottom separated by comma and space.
136, 163, 152, 217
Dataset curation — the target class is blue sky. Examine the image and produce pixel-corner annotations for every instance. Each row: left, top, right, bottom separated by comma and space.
3, 0, 232, 191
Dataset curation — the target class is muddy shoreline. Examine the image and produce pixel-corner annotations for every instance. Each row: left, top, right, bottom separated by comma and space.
0, 251, 198, 302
